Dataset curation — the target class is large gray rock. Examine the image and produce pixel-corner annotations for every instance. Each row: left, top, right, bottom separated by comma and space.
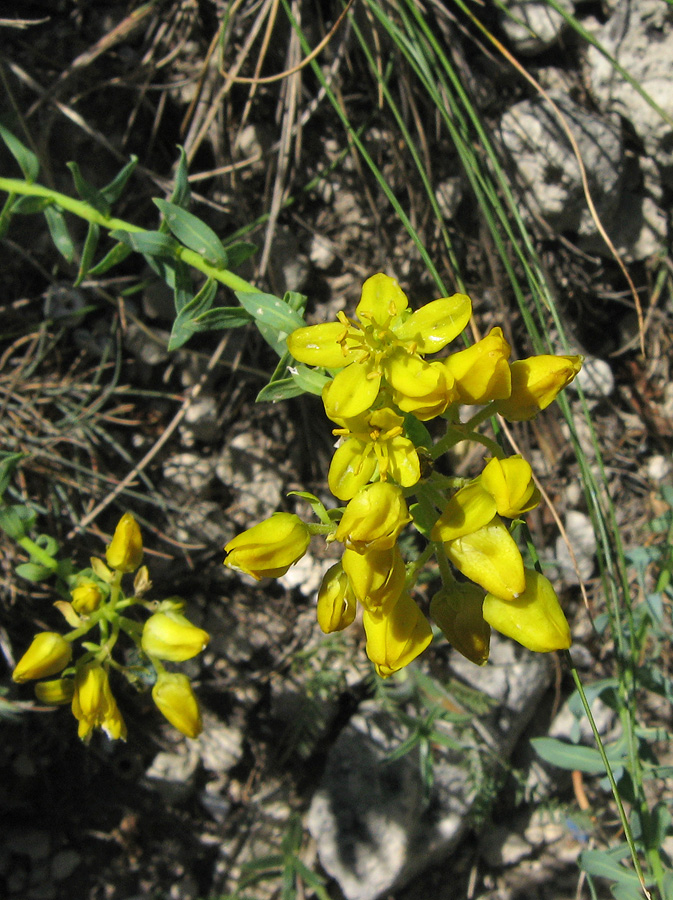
499, 0, 575, 55
307, 638, 553, 900
499, 95, 624, 240
587, 0, 673, 185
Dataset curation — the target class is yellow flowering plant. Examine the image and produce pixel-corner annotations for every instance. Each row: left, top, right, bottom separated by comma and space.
225, 273, 582, 677
9, 512, 209, 741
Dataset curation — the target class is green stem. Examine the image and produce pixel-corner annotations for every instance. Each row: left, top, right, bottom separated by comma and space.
0, 176, 257, 294
18, 535, 60, 571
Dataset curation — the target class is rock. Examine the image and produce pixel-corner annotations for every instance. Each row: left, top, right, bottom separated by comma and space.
307, 637, 552, 900
587, 0, 673, 185
499, 0, 575, 55
163, 452, 216, 497
549, 694, 618, 745
499, 95, 624, 241
434, 177, 464, 220
144, 742, 201, 802
181, 395, 220, 445
568, 356, 614, 399
554, 510, 597, 585
278, 551, 327, 597
216, 431, 285, 526
309, 233, 338, 270
645, 454, 673, 482
198, 718, 244, 774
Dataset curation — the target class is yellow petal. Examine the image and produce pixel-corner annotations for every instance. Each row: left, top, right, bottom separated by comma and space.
363, 592, 433, 677
393, 293, 472, 354
342, 545, 406, 615
445, 327, 512, 404
322, 362, 382, 420
224, 513, 311, 580
106, 512, 143, 573
431, 482, 497, 542
328, 438, 377, 501
480, 456, 540, 518
287, 322, 356, 368
335, 482, 410, 553
142, 612, 210, 662
483, 569, 571, 652
316, 562, 357, 633
356, 273, 409, 323
152, 672, 203, 738
12, 632, 72, 683
444, 516, 526, 600
495, 355, 583, 421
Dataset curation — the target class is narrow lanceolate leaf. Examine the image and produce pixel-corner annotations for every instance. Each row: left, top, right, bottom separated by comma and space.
256, 377, 306, 403
579, 849, 647, 889
109, 228, 179, 257
222, 240, 257, 268
0, 123, 40, 182
235, 290, 305, 357
100, 155, 138, 205
170, 146, 191, 210
66, 161, 110, 215
190, 307, 253, 331
12, 196, 52, 214
43, 205, 76, 263
288, 363, 330, 396
87, 241, 132, 277
531, 735, 627, 775
74, 222, 100, 285
154, 198, 228, 267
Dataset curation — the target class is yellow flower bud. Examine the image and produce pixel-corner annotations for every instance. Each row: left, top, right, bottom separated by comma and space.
444, 327, 512, 404
72, 663, 127, 741
479, 456, 541, 518
34, 678, 75, 705
12, 632, 72, 683
430, 482, 497, 543
483, 569, 571, 652
342, 545, 406, 616
316, 562, 357, 633
430, 583, 491, 666
363, 591, 433, 677
444, 516, 526, 600
335, 482, 411, 553
106, 512, 143, 573
495, 355, 583, 421
152, 672, 203, 739
142, 612, 210, 662
224, 513, 310, 580
70, 581, 103, 615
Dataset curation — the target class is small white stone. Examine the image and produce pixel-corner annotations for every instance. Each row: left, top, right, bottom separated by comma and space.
569, 357, 614, 398
646, 454, 673, 482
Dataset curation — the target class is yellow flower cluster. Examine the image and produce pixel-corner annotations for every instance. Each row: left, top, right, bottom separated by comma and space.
13, 513, 209, 741
224, 273, 582, 676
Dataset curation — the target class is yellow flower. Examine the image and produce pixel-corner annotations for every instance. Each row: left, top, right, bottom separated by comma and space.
495, 355, 583, 421
328, 407, 421, 501
479, 456, 541, 518
34, 678, 75, 705
72, 663, 127, 741
342, 545, 406, 616
444, 327, 512, 404
482, 569, 571, 652
141, 611, 210, 662
152, 672, 203, 739
12, 632, 72, 682
106, 512, 143, 573
431, 482, 497, 543
224, 513, 311, 580
443, 516, 526, 600
287, 273, 471, 420
430, 583, 490, 666
363, 591, 433, 677
70, 581, 103, 615
335, 482, 411, 553
316, 562, 357, 633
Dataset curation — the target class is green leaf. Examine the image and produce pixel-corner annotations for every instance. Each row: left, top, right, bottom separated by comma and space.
74, 221, 100, 285
0, 504, 36, 540
43, 206, 76, 263
154, 198, 229, 267
256, 377, 306, 403
0, 452, 23, 499
579, 849, 645, 888
109, 228, 179, 257
223, 240, 257, 268
0, 122, 39, 182
168, 278, 217, 351
531, 736, 628, 775
289, 364, 330, 396
190, 307, 253, 331
66, 161, 110, 215
404, 413, 432, 448
170, 146, 191, 210
15, 562, 54, 583
100, 156, 138, 205
283, 290, 308, 314
235, 290, 305, 357
12, 195, 52, 214
87, 241, 132, 277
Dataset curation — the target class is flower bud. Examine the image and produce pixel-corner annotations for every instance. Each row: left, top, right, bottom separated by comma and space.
363, 591, 433, 678
443, 516, 526, 600
12, 632, 72, 683
483, 569, 571, 652
385, 352, 455, 421
316, 562, 357, 633
152, 672, 203, 738
224, 513, 310, 580
141, 611, 210, 662
335, 482, 411, 553
34, 678, 75, 705
106, 512, 143, 573
72, 663, 127, 741
479, 456, 541, 518
444, 327, 512, 404
70, 581, 103, 615
342, 545, 405, 616
495, 355, 583, 421
431, 482, 496, 543
430, 582, 490, 666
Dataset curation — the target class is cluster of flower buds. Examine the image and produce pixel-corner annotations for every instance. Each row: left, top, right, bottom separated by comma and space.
224, 273, 582, 676
12, 513, 210, 740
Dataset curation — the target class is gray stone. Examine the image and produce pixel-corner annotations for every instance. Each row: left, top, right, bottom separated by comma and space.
587, 0, 673, 184
499, 95, 624, 240
181, 395, 220, 444
568, 356, 614, 399
163, 452, 216, 497
216, 431, 285, 526
553, 510, 597, 585
307, 638, 552, 900
499, 0, 575, 55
